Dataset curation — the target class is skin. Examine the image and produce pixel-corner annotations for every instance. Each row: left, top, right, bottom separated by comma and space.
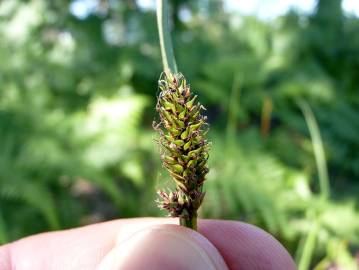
0, 218, 297, 270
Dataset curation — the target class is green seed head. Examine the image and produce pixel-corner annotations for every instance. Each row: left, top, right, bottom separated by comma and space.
154, 72, 210, 218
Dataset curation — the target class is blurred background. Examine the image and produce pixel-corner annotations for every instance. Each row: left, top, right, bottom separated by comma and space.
0, 0, 359, 269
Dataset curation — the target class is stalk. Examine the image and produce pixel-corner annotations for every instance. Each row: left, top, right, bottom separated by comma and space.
180, 215, 197, 231
0, 208, 8, 244
298, 217, 319, 270
155, 1, 209, 231
226, 74, 241, 144
157, 0, 178, 73
297, 99, 328, 269
298, 99, 330, 200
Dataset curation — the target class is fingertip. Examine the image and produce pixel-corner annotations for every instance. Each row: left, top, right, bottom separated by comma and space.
199, 220, 297, 270
97, 224, 228, 270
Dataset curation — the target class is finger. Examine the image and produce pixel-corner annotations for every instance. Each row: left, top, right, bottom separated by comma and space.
199, 220, 297, 270
97, 224, 228, 270
0, 218, 296, 270
1, 218, 176, 270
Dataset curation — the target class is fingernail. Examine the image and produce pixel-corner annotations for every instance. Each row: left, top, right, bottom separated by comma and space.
97, 225, 228, 270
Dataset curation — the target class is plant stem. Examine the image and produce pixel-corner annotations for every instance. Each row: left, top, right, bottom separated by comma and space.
298, 212, 320, 270
180, 215, 197, 230
298, 99, 330, 200
226, 74, 241, 145
0, 208, 8, 244
156, 0, 178, 73
260, 97, 273, 137
157, 0, 199, 231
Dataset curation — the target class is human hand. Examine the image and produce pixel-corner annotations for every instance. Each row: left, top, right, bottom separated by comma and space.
0, 218, 296, 270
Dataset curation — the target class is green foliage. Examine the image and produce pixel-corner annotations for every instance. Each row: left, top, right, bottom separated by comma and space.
0, 0, 359, 268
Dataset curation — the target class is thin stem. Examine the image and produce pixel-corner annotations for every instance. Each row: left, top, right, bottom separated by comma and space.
157, 0, 178, 73
260, 97, 273, 137
297, 211, 320, 270
298, 99, 330, 200
157, 0, 197, 231
226, 74, 241, 144
0, 208, 8, 244
180, 215, 197, 230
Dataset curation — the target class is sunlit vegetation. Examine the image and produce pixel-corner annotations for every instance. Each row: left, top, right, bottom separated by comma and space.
0, 0, 358, 268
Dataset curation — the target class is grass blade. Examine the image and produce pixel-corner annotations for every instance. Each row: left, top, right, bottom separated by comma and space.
298, 99, 330, 199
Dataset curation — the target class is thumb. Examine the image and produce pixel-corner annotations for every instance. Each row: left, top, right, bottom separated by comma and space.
96, 224, 228, 270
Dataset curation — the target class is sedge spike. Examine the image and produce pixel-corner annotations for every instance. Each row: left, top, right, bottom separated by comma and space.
154, 72, 210, 230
